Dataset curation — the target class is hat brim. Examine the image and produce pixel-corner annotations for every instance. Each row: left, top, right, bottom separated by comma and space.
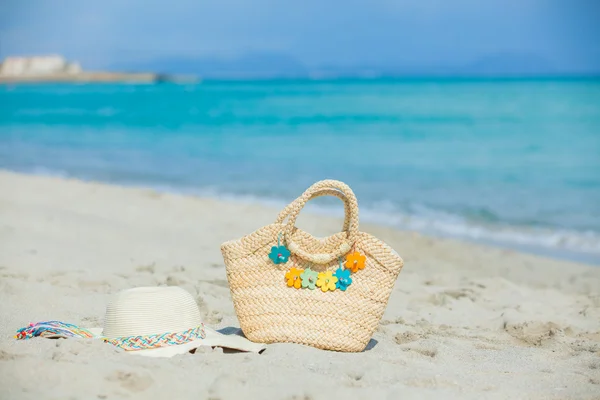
87, 327, 266, 357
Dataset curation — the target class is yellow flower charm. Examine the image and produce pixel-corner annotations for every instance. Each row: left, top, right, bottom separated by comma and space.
316, 271, 338, 292
345, 251, 366, 273
285, 267, 304, 289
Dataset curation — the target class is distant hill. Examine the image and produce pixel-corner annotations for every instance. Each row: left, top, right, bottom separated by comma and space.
312, 53, 560, 78
111, 52, 308, 78
455, 53, 556, 76
111, 51, 595, 79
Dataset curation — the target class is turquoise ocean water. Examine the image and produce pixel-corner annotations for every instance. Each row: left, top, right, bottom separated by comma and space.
1, 79, 599, 263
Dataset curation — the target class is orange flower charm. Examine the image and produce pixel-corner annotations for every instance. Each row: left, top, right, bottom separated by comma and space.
285, 267, 304, 289
345, 251, 366, 273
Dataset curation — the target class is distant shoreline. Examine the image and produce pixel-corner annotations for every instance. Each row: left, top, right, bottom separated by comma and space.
1, 73, 599, 85
1, 168, 598, 268
2, 167, 598, 266
0, 72, 198, 84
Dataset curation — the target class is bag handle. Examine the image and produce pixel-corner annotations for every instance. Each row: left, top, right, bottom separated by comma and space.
283, 180, 359, 264
275, 188, 351, 232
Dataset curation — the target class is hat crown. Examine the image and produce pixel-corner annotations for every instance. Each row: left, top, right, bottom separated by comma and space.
102, 287, 202, 339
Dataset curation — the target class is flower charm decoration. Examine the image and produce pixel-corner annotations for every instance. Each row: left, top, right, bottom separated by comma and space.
269, 233, 291, 264
334, 268, 352, 291
300, 268, 319, 290
316, 271, 338, 293
345, 251, 366, 273
285, 267, 304, 289
278, 238, 365, 293
269, 245, 290, 264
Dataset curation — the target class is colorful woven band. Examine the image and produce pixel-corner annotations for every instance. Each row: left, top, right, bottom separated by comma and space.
15, 321, 95, 340
15, 321, 206, 352
102, 325, 206, 351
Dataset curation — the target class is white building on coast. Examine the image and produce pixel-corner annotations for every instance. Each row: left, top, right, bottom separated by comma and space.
0, 55, 82, 76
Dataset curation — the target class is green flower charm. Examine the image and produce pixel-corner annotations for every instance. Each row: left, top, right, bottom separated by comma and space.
300, 268, 319, 290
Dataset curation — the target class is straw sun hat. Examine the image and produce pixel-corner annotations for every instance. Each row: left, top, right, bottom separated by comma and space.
16, 286, 266, 357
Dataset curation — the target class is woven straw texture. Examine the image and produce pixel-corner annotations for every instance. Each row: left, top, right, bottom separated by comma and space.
221, 180, 404, 352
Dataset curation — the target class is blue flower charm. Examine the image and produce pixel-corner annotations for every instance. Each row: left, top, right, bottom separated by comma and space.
270, 233, 291, 264
334, 268, 352, 291
269, 245, 290, 264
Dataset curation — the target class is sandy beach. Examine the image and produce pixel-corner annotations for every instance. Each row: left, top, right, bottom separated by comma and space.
0, 170, 598, 400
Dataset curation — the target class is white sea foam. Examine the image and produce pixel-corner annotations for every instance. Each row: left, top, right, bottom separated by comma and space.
185, 188, 600, 260
359, 203, 600, 256
196, 195, 598, 263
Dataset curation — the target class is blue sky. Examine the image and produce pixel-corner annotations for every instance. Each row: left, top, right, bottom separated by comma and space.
1, 0, 599, 73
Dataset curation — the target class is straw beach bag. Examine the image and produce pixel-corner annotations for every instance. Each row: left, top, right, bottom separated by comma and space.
220, 180, 404, 352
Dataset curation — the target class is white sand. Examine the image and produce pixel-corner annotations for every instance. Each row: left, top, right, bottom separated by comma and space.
0, 171, 598, 400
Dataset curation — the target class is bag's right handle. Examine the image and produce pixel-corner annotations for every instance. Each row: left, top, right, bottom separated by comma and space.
283, 180, 359, 265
